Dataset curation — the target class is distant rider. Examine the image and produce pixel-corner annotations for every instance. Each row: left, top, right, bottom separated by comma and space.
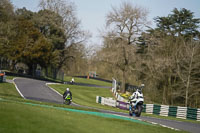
71, 78, 75, 85
63, 88, 72, 100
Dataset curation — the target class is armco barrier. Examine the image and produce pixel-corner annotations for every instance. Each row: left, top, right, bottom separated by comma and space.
96, 96, 116, 107
96, 96, 100, 103
176, 106, 187, 119
168, 106, 177, 117
145, 104, 154, 114
96, 95, 200, 121
116, 101, 129, 110
197, 109, 200, 121
160, 105, 169, 116
143, 104, 200, 121
187, 108, 197, 120
153, 104, 161, 115
104, 98, 117, 107
142, 104, 146, 112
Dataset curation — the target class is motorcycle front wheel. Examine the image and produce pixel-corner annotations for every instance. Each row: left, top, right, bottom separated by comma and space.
65, 100, 71, 105
135, 105, 142, 117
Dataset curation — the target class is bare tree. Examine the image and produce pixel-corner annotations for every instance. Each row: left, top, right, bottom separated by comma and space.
175, 39, 200, 107
103, 2, 149, 92
144, 36, 178, 105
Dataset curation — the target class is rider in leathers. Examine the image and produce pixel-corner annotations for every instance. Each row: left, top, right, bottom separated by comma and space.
63, 88, 72, 100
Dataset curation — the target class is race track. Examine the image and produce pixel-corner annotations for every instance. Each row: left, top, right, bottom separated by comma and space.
14, 78, 63, 104
14, 77, 200, 133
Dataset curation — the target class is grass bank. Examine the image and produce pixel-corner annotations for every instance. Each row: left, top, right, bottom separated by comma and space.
0, 99, 184, 133
0, 82, 21, 99
49, 84, 122, 111
64, 76, 112, 87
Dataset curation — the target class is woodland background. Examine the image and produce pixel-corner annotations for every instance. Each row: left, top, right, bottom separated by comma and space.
0, 0, 200, 107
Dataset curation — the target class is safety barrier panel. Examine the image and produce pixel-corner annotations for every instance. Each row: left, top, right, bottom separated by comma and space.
96, 96, 200, 121
176, 106, 187, 119
168, 106, 177, 117
101, 78, 200, 121
197, 109, 200, 121
145, 104, 154, 114
142, 104, 146, 113
96, 96, 116, 107
96, 96, 101, 104
153, 104, 161, 115
160, 105, 169, 116
187, 108, 198, 120
142, 104, 200, 121
116, 101, 129, 110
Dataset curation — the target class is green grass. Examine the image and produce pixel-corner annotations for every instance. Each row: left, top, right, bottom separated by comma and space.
64, 76, 112, 86
49, 84, 200, 124
49, 84, 123, 112
5, 76, 16, 80
0, 79, 197, 133
0, 100, 185, 133
0, 82, 21, 99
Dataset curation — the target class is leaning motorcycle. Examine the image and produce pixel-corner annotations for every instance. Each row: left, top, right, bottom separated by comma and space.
64, 93, 72, 105
129, 85, 144, 117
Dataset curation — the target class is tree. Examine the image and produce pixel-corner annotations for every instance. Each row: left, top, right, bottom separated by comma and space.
141, 8, 200, 107
33, 9, 65, 50
103, 2, 149, 92
39, 0, 89, 74
0, 0, 14, 22
6, 17, 53, 75
142, 36, 178, 105
15, 7, 35, 20
175, 39, 200, 107
32, 9, 67, 77
154, 8, 200, 39
0, 0, 15, 69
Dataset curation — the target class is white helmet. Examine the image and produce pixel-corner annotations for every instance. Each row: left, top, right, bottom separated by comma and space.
66, 88, 69, 91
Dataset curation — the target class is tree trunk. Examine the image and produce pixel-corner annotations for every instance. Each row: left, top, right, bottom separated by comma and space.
185, 47, 194, 107
121, 70, 126, 93
162, 86, 167, 104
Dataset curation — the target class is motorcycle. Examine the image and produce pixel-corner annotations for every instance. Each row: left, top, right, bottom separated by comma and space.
64, 93, 72, 105
129, 84, 144, 117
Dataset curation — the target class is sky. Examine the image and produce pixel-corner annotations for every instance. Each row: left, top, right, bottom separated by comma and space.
10, 0, 200, 45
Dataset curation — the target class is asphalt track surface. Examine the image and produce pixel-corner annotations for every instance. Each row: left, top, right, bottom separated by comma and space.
14, 78, 200, 133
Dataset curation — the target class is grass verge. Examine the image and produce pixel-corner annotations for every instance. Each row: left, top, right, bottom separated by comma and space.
0, 99, 185, 133
49, 84, 200, 124
64, 76, 112, 86
49, 84, 125, 112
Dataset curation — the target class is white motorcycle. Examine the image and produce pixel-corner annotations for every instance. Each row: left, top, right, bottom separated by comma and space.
129, 84, 144, 117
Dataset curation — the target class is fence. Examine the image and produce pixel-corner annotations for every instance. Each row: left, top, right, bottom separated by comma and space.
144, 104, 200, 121
97, 78, 200, 121
96, 96, 200, 121
96, 96, 117, 107
111, 78, 128, 102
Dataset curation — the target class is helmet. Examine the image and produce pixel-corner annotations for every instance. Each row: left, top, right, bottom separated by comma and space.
66, 88, 69, 91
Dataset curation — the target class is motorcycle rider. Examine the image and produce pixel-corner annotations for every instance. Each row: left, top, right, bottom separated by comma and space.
129, 89, 142, 100
129, 86, 144, 117
63, 88, 72, 100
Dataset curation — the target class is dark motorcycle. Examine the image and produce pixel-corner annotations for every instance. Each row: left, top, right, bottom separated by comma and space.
64, 93, 72, 105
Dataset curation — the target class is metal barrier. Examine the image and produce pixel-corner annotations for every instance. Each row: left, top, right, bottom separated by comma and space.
99, 78, 200, 121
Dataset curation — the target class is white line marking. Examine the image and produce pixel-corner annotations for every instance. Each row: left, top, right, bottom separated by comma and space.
13, 78, 26, 99
46, 83, 62, 96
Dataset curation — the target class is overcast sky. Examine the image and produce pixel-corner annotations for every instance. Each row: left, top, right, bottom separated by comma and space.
10, 0, 200, 45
